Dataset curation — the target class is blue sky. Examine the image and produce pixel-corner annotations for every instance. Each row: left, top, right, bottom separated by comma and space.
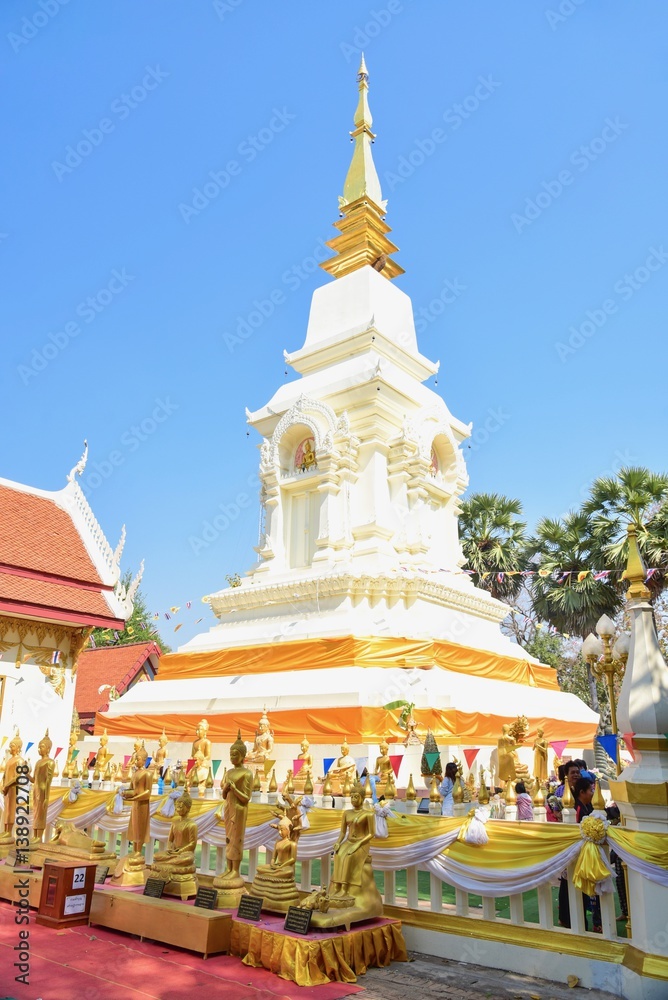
2, 2, 667, 648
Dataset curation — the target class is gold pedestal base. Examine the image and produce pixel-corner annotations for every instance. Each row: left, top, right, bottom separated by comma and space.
111, 854, 147, 886
214, 884, 246, 909
152, 871, 198, 901
248, 871, 300, 914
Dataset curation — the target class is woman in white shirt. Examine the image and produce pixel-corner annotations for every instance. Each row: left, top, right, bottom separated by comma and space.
438, 762, 459, 817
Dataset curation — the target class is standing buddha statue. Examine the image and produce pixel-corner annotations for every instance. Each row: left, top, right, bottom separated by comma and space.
191, 719, 212, 769
30, 730, 56, 844
213, 730, 252, 905
532, 727, 549, 783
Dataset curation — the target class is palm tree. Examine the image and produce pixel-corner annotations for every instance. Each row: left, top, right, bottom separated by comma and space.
527, 511, 623, 711
458, 493, 528, 601
582, 467, 668, 600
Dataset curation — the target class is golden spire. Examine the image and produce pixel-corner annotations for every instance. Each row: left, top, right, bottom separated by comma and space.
622, 524, 651, 602
320, 55, 404, 282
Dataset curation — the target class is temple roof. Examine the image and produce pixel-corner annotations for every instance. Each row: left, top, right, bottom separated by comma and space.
76, 641, 160, 722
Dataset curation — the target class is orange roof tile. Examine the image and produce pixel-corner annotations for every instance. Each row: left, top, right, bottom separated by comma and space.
0, 571, 116, 622
0, 485, 103, 585
76, 642, 160, 717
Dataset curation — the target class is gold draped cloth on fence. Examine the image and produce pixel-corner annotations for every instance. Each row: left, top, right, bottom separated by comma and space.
96, 706, 594, 746
155, 635, 559, 688
608, 827, 668, 871
230, 916, 408, 986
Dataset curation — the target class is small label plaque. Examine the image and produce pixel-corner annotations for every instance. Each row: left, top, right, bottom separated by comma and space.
194, 885, 218, 910
237, 895, 262, 921
284, 905, 312, 935
64, 893, 86, 916
72, 866, 87, 889
143, 877, 166, 899
94, 865, 110, 884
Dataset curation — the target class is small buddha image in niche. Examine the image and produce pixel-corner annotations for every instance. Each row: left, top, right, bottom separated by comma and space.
430, 446, 439, 476
295, 436, 318, 474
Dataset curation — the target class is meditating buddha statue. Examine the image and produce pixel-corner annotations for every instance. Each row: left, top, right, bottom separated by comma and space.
148, 790, 198, 899
186, 749, 209, 796
212, 730, 253, 906
95, 729, 113, 773
322, 739, 356, 794
191, 719, 212, 769
302, 781, 383, 929
248, 815, 300, 912
30, 730, 56, 845
293, 735, 313, 789
246, 708, 274, 764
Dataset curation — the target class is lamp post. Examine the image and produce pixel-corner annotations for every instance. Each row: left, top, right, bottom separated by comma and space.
582, 615, 631, 776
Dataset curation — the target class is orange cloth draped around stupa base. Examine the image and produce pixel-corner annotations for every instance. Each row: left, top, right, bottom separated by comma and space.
96, 704, 595, 746
155, 635, 559, 690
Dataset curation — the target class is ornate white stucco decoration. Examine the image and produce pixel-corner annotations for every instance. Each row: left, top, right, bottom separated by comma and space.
66, 439, 88, 483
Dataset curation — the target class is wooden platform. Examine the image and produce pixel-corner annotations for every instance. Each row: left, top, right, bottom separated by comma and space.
89, 887, 232, 959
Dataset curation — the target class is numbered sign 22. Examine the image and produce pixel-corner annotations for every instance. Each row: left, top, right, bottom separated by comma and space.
72, 867, 87, 888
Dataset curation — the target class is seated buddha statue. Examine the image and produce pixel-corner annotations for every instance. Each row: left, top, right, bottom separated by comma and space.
246, 709, 274, 764
293, 736, 313, 789
322, 739, 357, 794
373, 739, 393, 790
186, 750, 208, 796
148, 791, 198, 899
248, 815, 300, 912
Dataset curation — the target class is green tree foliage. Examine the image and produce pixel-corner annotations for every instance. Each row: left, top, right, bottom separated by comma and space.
583, 466, 668, 599
92, 571, 171, 654
458, 493, 528, 601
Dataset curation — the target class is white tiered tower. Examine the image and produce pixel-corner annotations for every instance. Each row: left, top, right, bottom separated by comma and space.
103, 60, 597, 758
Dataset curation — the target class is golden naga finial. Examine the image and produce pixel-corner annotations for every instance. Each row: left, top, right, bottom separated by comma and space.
320, 55, 404, 282
622, 524, 651, 602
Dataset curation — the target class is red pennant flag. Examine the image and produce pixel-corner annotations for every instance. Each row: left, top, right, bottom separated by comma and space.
388, 755, 403, 778
186, 758, 195, 773
549, 740, 569, 758
123, 755, 131, 767
87, 752, 96, 765
293, 759, 305, 777
463, 748, 480, 770
54, 747, 63, 759
622, 733, 635, 760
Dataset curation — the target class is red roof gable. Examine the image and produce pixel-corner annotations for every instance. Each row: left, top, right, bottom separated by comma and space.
75, 641, 160, 717
0, 571, 117, 622
0, 485, 104, 586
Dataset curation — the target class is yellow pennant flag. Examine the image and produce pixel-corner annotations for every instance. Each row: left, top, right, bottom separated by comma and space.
174, 623, 183, 632
170, 606, 180, 614
577, 571, 590, 582
263, 758, 276, 776
538, 568, 551, 577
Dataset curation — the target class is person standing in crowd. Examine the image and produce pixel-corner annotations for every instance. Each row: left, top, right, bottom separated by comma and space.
606, 803, 628, 920
515, 781, 534, 821
574, 776, 602, 933
438, 762, 458, 817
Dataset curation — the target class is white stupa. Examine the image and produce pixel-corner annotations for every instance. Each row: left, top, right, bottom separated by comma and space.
101, 59, 597, 754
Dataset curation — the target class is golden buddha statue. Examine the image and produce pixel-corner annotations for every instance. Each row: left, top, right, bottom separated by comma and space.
213, 730, 252, 903
30, 730, 56, 844
293, 735, 313, 788
305, 782, 383, 929
246, 708, 274, 764
0, 732, 27, 850
112, 747, 152, 885
127, 737, 145, 774
322, 739, 356, 794
497, 724, 530, 785
186, 749, 208, 795
64, 729, 79, 779
532, 727, 549, 782
248, 815, 300, 912
191, 719, 212, 768
95, 729, 112, 773
373, 739, 393, 790
148, 790, 198, 899
153, 729, 169, 776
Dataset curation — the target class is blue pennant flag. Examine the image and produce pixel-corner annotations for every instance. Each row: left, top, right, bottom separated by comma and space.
323, 757, 335, 776
596, 734, 618, 762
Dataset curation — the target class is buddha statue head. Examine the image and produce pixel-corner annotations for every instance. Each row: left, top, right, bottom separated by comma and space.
300, 736, 310, 753
159, 729, 168, 748
176, 790, 192, 817
196, 719, 209, 739
9, 731, 22, 755
276, 815, 292, 840
341, 739, 350, 757
230, 730, 247, 766
135, 747, 148, 769
38, 729, 52, 757
258, 709, 270, 733
133, 736, 143, 753
536, 727, 544, 738
350, 781, 365, 809
379, 739, 389, 755
99, 729, 108, 748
